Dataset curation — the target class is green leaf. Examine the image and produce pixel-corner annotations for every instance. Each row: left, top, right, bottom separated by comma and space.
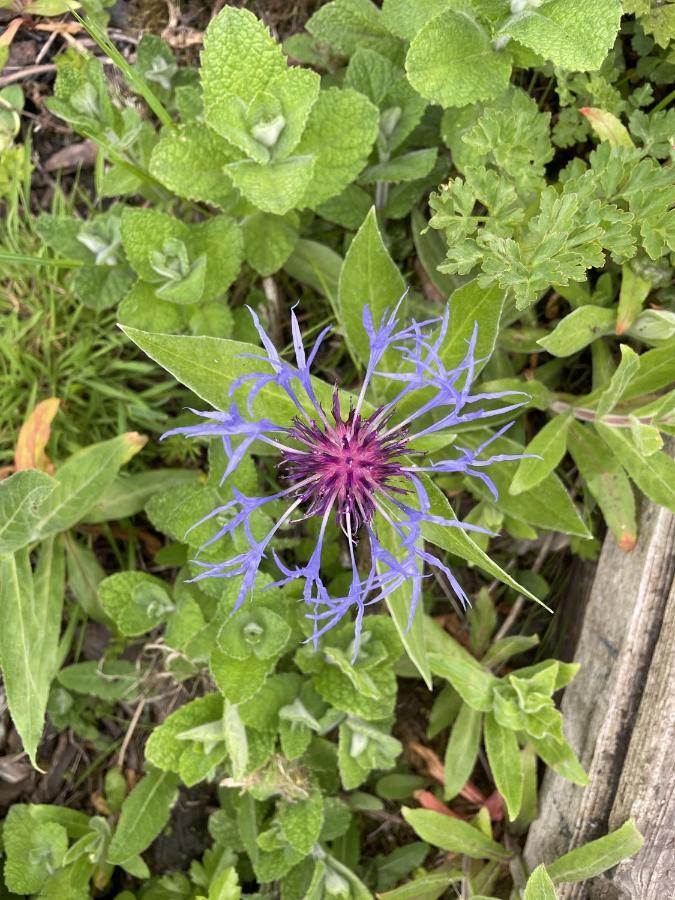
568, 421, 636, 548
482, 634, 540, 669
501, 0, 622, 71
338, 206, 406, 367
306, 0, 399, 58
0, 470, 56, 555
617, 263, 651, 335
443, 703, 482, 799
3, 809, 69, 895
99, 571, 174, 636
284, 239, 342, 312
381, 0, 455, 40
148, 123, 238, 208
581, 106, 634, 148
377, 871, 462, 900
406, 10, 512, 108
596, 423, 675, 514
242, 211, 299, 276
107, 767, 180, 865
361, 148, 438, 183
468, 588, 497, 657
418, 476, 544, 603
226, 155, 315, 215
83, 469, 199, 524
218, 607, 291, 660
379, 518, 431, 687
621, 344, 675, 401
412, 207, 460, 299
528, 733, 588, 786
201, 7, 286, 114
537, 307, 616, 357
280, 793, 324, 855
35, 434, 145, 542
402, 809, 511, 861
345, 46, 397, 105
120, 328, 299, 425
428, 652, 498, 712
460, 430, 590, 539
57, 660, 137, 702
0, 537, 65, 769
510, 414, 571, 496
484, 712, 523, 822
211, 646, 276, 704
524, 864, 557, 900
294, 87, 380, 207
145, 694, 223, 772
442, 280, 505, 373
595, 345, 640, 418
546, 819, 644, 883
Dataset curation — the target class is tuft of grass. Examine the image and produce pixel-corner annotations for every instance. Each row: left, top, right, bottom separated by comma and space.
0, 138, 186, 466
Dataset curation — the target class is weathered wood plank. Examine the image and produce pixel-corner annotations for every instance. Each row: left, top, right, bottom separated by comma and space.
523, 496, 675, 898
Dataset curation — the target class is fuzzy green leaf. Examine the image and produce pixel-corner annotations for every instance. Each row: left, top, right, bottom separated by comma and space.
546, 819, 644, 883
524, 864, 557, 900
510, 414, 571, 496
402, 809, 511, 861
107, 768, 179, 865
538, 307, 617, 357
406, 10, 512, 108
444, 703, 482, 799
484, 712, 523, 822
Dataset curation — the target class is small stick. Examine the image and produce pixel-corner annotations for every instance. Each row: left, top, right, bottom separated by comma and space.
117, 698, 146, 770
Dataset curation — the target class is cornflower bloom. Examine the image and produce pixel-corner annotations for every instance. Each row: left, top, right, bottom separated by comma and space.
163, 301, 526, 657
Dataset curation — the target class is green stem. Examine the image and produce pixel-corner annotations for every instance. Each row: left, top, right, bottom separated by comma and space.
652, 87, 675, 114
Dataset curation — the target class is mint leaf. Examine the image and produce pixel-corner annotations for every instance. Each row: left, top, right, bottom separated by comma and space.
295, 88, 380, 207
502, 0, 622, 71
227, 156, 315, 215
406, 10, 512, 108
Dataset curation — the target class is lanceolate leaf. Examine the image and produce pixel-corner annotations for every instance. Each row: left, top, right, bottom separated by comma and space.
442, 280, 505, 374
568, 421, 637, 549
510, 413, 571, 496
443, 703, 482, 799
596, 423, 675, 514
0, 537, 65, 768
524, 864, 557, 900
546, 819, 644, 883
0, 471, 56, 556
484, 712, 523, 822
402, 808, 512, 861
338, 206, 406, 368
107, 768, 179, 865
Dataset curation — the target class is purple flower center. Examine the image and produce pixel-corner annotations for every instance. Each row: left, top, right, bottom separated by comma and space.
280, 388, 410, 533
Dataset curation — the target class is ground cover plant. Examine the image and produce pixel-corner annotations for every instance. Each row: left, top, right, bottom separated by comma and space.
0, 0, 673, 897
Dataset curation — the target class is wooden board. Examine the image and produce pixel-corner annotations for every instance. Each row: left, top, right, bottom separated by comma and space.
523, 496, 675, 899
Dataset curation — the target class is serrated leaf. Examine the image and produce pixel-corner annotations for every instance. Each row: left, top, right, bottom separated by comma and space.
211, 645, 276, 703
596, 423, 675, 514
338, 206, 406, 368
444, 703, 482, 799
294, 87, 380, 207
149, 123, 238, 208
406, 10, 512, 109
538, 306, 616, 357
280, 793, 324, 855
381, 0, 454, 40
226, 155, 315, 215
510, 414, 571, 496
484, 712, 523, 822
524, 864, 557, 900
3, 809, 69, 895
402, 809, 511, 861
107, 768, 179, 865
306, 0, 399, 58
501, 0, 622, 71
201, 7, 286, 115
345, 46, 397, 105
546, 819, 643, 883
146, 694, 223, 772
0, 537, 64, 769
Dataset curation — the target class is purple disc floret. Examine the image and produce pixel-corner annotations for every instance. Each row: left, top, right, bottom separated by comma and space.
162, 300, 527, 657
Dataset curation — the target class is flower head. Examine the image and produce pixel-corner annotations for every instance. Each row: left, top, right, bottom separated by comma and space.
163, 303, 525, 658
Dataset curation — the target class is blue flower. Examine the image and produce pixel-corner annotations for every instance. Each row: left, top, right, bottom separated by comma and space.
163, 303, 525, 657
